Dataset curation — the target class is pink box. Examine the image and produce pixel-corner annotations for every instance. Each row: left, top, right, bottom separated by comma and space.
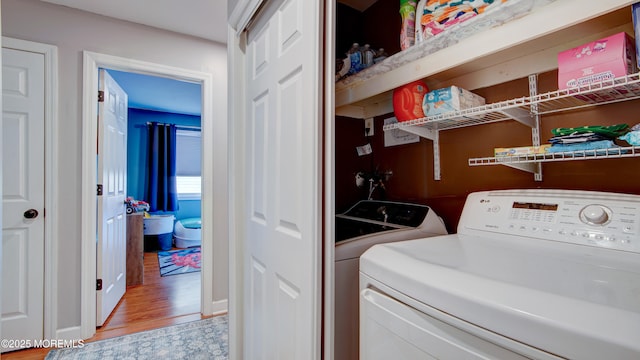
557, 32, 637, 90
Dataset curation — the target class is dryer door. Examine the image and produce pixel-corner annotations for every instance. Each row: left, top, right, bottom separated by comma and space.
359, 287, 543, 360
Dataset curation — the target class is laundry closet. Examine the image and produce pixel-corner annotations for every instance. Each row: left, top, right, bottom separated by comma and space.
334, 0, 640, 232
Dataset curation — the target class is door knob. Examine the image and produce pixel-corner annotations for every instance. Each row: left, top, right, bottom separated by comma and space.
24, 209, 39, 219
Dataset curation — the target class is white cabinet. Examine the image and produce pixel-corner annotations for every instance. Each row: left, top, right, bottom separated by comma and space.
334, 0, 640, 180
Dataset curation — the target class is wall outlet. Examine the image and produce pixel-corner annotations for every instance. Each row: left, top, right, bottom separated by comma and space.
364, 118, 374, 136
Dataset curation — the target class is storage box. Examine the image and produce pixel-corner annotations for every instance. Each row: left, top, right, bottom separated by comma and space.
557, 32, 637, 90
494, 144, 551, 157
143, 215, 175, 251
422, 86, 485, 117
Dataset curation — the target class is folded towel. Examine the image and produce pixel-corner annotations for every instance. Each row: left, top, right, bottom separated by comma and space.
547, 140, 623, 155
418, 0, 505, 39
551, 124, 629, 138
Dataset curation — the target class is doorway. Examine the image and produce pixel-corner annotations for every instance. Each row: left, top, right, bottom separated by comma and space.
100, 68, 203, 329
80, 51, 222, 339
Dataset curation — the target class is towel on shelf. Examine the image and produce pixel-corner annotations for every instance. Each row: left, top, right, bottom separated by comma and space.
546, 140, 624, 155
548, 132, 610, 144
417, 0, 507, 40
551, 124, 629, 138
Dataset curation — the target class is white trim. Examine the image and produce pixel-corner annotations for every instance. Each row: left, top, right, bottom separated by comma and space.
323, 0, 336, 358
210, 299, 229, 316
228, 0, 264, 35
54, 326, 82, 340
227, 26, 246, 360
2, 37, 59, 342
81, 51, 219, 338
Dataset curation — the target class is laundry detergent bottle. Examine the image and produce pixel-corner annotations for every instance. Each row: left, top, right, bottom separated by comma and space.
400, 0, 417, 50
392, 79, 429, 122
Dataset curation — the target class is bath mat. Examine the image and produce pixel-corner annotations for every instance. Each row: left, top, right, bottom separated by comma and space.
45, 315, 228, 359
158, 247, 201, 277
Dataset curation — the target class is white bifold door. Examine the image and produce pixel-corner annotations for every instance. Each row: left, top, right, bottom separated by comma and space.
239, 0, 323, 358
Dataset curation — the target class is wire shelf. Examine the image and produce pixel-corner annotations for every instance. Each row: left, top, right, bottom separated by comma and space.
469, 146, 640, 167
383, 72, 640, 133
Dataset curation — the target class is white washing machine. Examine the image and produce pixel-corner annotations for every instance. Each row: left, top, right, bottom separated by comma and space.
335, 200, 448, 360
360, 189, 640, 359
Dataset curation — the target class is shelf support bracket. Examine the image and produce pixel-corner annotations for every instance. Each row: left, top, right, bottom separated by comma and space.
399, 126, 436, 140
398, 126, 441, 180
433, 131, 441, 180
502, 162, 539, 174
529, 74, 543, 181
497, 107, 535, 128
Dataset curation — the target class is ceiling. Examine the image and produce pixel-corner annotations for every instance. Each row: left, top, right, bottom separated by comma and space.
39, 0, 225, 116
107, 70, 202, 116
38, 0, 372, 115
40, 0, 228, 44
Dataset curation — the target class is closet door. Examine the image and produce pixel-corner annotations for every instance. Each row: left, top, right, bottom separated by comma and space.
1, 44, 45, 353
230, 0, 324, 358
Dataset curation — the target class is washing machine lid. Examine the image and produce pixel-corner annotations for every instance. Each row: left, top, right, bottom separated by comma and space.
335, 200, 432, 242
337, 200, 431, 227
360, 234, 640, 359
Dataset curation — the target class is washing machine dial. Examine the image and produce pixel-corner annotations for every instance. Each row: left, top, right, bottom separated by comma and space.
580, 205, 610, 225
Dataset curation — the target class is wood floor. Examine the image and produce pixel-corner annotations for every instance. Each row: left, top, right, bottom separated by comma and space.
3, 250, 204, 360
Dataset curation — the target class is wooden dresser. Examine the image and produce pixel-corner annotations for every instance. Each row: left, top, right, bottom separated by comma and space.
126, 213, 144, 286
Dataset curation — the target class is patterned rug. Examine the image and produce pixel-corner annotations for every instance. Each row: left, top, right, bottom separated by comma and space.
45, 315, 228, 360
158, 247, 201, 277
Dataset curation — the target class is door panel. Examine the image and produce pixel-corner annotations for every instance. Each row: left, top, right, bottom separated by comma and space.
243, 0, 322, 358
1, 47, 45, 352
96, 69, 128, 326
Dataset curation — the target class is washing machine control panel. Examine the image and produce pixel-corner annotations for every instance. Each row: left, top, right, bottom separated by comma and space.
459, 190, 640, 253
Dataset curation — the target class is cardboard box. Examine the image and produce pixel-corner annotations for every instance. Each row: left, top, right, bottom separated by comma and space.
422, 86, 485, 117
557, 32, 637, 90
494, 144, 551, 157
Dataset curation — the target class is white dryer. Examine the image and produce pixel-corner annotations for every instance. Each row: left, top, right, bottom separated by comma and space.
360, 189, 640, 359
335, 200, 447, 360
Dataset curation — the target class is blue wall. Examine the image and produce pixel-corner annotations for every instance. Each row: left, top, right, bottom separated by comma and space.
127, 108, 202, 220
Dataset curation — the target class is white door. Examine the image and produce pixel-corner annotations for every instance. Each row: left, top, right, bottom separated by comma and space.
1, 48, 45, 352
96, 69, 128, 326
241, 0, 322, 358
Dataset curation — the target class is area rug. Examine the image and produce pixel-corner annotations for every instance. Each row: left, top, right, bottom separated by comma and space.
158, 247, 201, 277
45, 315, 228, 360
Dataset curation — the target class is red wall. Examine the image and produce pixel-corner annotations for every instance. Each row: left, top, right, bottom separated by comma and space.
336, 70, 640, 232
335, 2, 640, 231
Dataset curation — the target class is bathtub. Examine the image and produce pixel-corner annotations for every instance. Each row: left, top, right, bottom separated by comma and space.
173, 217, 201, 248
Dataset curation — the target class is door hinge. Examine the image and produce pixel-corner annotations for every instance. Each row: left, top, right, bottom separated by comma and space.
98, 90, 104, 102
96, 279, 103, 291
97, 184, 103, 196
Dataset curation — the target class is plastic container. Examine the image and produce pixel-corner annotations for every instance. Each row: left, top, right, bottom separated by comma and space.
400, 0, 417, 50
143, 215, 175, 251
392, 80, 429, 122
173, 217, 202, 248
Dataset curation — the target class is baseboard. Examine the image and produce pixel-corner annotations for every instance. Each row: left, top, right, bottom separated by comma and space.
209, 299, 228, 316
56, 325, 84, 341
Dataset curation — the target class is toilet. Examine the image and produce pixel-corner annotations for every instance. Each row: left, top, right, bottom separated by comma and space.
173, 217, 202, 248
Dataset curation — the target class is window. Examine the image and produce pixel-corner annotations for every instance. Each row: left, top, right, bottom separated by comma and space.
175, 128, 202, 200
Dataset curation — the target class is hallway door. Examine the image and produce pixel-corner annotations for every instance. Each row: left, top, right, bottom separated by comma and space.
96, 69, 128, 326
1, 47, 45, 352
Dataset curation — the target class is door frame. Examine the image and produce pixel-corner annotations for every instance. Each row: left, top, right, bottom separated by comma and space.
80, 51, 216, 337
1, 36, 59, 341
